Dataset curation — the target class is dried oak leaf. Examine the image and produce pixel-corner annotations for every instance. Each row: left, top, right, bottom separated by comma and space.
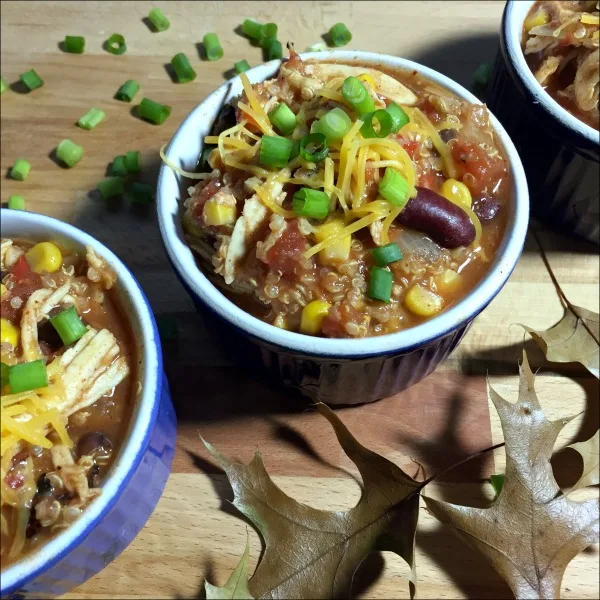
203, 403, 420, 599
424, 352, 599, 600
566, 429, 599, 493
205, 536, 254, 599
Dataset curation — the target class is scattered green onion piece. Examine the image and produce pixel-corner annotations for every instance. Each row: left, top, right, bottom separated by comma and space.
268, 102, 296, 135
124, 150, 141, 174
266, 39, 283, 60
259, 23, 278, 49
138, 97, 172, 125
8, 360, 48, 394
234, 59, 251, 74
7, 195, 25, 210
368, 267, 393, 303
341, 76, 375, 115
0, 78, 7, 94
77, 108, 106, 130
289, 139, 300, 161
379, 168, 410, 208
299, 133, 328, 163
20, 69, 44, 91
241, 19, 262, 40
259, 135, 293, 168
292, 188, 330, 220
490, 474, 505, 496
110, 155, 128, 177
148, 7, 171, 32
11, 159, 31, 181
50, 306, 88, 345
97, 177, 124, 200
64, 35, 85, 54
171, 53, 197, 83
56, 139, 84, 168
203, 33, 224, 61
105, 33, 126, 55
328, 22, 352, 47
0, 362, 8, 389
199, 146, 214, 172
473, 62, 493, 88
370, 243, 403, 267
128, 182, 155, 204
386, 102, 410, 133
311, 107, 352, 142
115, 79, 140, 102
360, 109, 393, 139
306, 42, 326, 52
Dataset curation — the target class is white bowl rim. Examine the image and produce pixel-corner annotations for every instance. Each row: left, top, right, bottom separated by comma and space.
0, 209, 162, 593
157, 49, 529, 358
503, 0, 599, 144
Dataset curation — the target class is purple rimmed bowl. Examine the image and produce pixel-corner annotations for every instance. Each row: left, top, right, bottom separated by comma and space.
157, 50, 529, 405
1, 209, 176, 598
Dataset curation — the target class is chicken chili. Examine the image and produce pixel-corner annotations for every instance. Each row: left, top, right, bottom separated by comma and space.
1, 239, 134, 567
522, 0, 600, 130
178, 54, 510, 338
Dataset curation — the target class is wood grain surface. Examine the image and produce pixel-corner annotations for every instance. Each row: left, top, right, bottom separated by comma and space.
1, 1, 599, 598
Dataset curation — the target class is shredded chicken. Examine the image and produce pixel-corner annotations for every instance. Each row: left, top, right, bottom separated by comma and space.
85, 246, 116, 289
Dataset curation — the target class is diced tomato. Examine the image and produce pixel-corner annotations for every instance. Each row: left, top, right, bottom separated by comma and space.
450, 140, 507, 196
1, 271, 43, 323
262, 220, 306, 277
419, 170, 443, 192
191, 179, 222, 221
4, 470, 25, 490
11, 255, 30, 279
398, 138, 419, 159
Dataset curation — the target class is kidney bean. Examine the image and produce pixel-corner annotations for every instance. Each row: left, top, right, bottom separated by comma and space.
439, 128, 458, 143
397, 187, 476, 248
77, 432, 113, 461
473, 196, 501, 222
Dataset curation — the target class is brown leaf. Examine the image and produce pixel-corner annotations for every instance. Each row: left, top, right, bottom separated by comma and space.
424, 352, 600, 600
566, 429, 600, 493
205, 536, 254, 599
203, 403, 420, 599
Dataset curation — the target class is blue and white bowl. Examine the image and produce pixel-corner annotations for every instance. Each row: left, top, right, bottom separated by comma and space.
157, 50, 529, 405
0, 209, 176, 598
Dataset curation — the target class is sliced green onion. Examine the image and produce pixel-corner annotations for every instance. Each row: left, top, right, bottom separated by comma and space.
328, 22, 352, 47
7, 195, 25, 210
234, 59, 251, 74
148, 7, 170, 32
77, 108, 106, 130
8, 360, 48, 394
0, 78, 7, 94
110, 155, 128, 177
203, 33, 224, 61
341, 77, 375, 115
64, 35, 85, 54
305, 42, 326, 52
289, 139, 300, 161
490, 474, 505, 496
292, 188, 330, 220
97, 177, 124, 200
115, 80, 140, 102
11, 160, 31, 181
311, 107, 352, 142
368, 267, 393, 303
360, 110, 393, 139
199, 146, 214, 172
128, 182, 155, 204
473, 62, 493, 88
386, 102, 410, 133
50, 306, 88, 345
138, 97, 172, 125
20, 69, 44, 91
370, 243, 403, 267
379, 168, 410, 208
56, 139, 84, 168
171, 53, 197, 83
105, 33, 126, 55
299, 133, 328, 163
124, 150, 141, 173
241, 19, 262, 40
259, 23, 278, 49
259, 136, 293, 168
268, 102, 296, 135
0, 362, 9, 389
266, 39, 283, 60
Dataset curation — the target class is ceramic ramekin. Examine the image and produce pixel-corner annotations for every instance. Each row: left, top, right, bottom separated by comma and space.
489, 0, 599, 244
157, 50, 529, 405
1, 209, 177, 598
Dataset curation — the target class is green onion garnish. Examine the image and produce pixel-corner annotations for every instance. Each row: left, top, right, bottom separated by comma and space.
328, 22, 352, 47
171, 53, 197, 83
11, 159, 31, 181
56, 139, 84, 168
50, 306, 88, 345
199, 146, 214, 172
292, 188, 330, 220
289, 139, 300, 161
386, 102, 410, 133
311, 107, 352, 142
7, 195, 25, 210
360, 109, 393, 139
259, 23, 278, 49
241, 19, 262, 40
110, 155, 128, 177
148, 7, 171, 32
138, 97, 172, 125
299, 133, 328, 163
234, 59, 251, 74
64, 35, 85, 54
368, 267, 393, 303
8, 360, 48, 394
20, 69, 44, 91
0, 362, 8, 389
370, 243, 403, 267
77, 108, 106, 130
97, 177, 124, 200
115, 80, 140, 102
128, 182, 155, 204
473, 62, 493, 88
125, 150, 141, 173
259, 135, 293, 168
341, 77, 375, 115
266, 39, 283, 60
268, 102, 296, 135
0, 78, 7, 94
306, 42, 326, 52
378, 168, 410, 208
105, 33, 126, 55
203, 33, 224, 61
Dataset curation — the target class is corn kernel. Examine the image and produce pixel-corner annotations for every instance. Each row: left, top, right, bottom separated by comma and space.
203, 198, 236, 227
404, 285, 444, 317
525, 10, 549, 31
441, 178, 472, 208
436, 269, 461, 292
0, 284, 6, 297
25, 242, 62, 274
1, 318, 20, 348
314, 219, 351, 264
358, 73, 376, 90
300, 300, 331, 335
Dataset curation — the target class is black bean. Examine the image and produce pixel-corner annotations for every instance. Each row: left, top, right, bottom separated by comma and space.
473, 196, 501, 222
37, 319, 64, 352
89, 464, 102, 488
36, 474, 54, 497
77, 432, 113, 461
439, 128, 458, 143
